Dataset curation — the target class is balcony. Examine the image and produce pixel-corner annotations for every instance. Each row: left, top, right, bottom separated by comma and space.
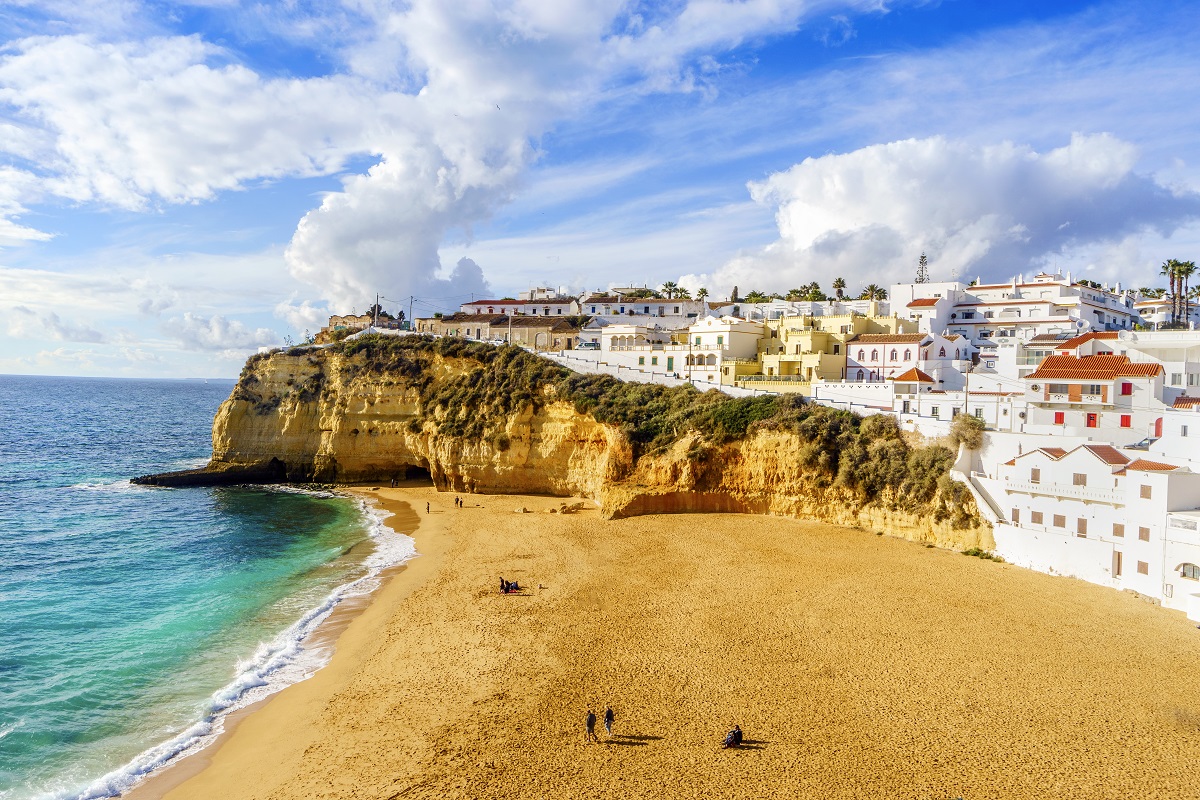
1004, 480, 1123, 505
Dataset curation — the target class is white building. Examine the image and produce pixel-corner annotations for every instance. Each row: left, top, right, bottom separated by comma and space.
845, 332, 972, 387
460, 297, 581, 316
893, 272, 1139, 352
979, 444, 1200, 618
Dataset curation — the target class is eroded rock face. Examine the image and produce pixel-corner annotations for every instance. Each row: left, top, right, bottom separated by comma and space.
195, 348, 991, 550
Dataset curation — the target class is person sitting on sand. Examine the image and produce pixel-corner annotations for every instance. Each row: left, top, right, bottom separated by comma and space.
507, 580, 519, 592
499, 576, 507, 594
723, 725, 742, 748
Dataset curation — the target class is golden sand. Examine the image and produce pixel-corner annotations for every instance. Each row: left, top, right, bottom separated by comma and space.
141, 487, 1200, 799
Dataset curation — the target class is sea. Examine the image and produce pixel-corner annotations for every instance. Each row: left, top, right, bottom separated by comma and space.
0, 375, 417, 800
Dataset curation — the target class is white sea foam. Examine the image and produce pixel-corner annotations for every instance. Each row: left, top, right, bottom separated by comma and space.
0, 718, 23, 742
68, 479, 153, 494
59, 492, 418, 800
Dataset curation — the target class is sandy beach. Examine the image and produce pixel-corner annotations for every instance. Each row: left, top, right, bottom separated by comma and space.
139, 486, 1200, 800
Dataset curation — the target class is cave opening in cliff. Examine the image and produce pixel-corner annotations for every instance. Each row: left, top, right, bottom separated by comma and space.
398, 464, 433, 485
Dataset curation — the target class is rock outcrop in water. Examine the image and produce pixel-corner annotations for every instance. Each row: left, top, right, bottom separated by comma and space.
136, 336, 992, 549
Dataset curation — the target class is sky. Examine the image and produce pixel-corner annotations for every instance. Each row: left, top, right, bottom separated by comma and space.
3, 0, 1200, 378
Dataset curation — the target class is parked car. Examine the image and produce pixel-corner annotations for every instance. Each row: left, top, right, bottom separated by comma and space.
578, 341, 600, 350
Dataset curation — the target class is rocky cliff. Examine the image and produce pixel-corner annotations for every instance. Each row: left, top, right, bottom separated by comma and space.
138, 336, 992, 550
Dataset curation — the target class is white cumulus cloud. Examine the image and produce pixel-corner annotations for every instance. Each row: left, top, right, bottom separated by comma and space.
681, 134, 1200, 296
166, 312, 280, 351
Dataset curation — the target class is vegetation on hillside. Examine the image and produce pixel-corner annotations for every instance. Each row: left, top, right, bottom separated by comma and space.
305, 335, 977, 525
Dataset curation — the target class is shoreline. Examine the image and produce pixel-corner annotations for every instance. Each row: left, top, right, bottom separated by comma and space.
121, 486, 427, 800
132, 488, 1200, 799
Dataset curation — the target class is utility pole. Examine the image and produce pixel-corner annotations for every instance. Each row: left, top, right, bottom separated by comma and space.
409, 296, 414, 330
373, 293, 379, 329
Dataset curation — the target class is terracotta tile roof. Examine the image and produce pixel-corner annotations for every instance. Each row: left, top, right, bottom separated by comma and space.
440, 313, 509, 323
1054, 331, 1121, 350
850, 333, 928, 344
1004, 459, 1017, 466
1025, 354, 1163, 381
1013, 446, 1066, 461
463, 299, 528, 306
1173, 396, 1200, 408
907, 297, 940, 308
1081, 444, 1130, 465
1029, 333, 1074, 344
889, 367, 935, 383
1125, 459, 1180, 471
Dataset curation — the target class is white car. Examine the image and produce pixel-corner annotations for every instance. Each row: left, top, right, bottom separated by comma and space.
578, 341, 600, 350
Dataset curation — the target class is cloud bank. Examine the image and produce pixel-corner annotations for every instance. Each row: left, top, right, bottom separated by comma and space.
683, 134, 1200, 296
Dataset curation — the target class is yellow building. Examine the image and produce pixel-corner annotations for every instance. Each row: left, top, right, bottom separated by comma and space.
733, 312, 917, 393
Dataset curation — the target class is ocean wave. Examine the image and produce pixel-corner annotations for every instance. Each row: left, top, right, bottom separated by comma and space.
67, 479, 153, 494
60, 495, 418, 800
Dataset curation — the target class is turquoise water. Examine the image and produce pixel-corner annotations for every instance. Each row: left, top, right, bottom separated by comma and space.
0, 376, 414, 799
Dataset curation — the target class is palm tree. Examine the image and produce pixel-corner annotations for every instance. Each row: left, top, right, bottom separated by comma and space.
832, 277, 846, 300
675, 287, 692, 300
660, 281, 678, 299
1161, 260, 1181, 325
1178, 260, 1197, 327
859, 284, 887, 301
802, 282, 827, 301
785, 288, 804, 301
696, 288, 709, 301
743, 290, 771, 303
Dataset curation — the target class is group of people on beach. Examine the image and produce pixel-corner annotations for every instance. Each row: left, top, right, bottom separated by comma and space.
498, 576, 521, 593
585, 707, 743, 749
584, 707, 615, 743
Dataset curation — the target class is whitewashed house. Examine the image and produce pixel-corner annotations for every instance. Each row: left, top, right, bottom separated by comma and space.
981, 444, 1200, 618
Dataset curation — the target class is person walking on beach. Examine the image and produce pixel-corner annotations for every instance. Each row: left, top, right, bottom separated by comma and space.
585, 709, 598, 743
426, 502, 430, 513
603, 706, 614, 738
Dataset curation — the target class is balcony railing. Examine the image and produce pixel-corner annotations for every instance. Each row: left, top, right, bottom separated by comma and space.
1003, 480, 1123, 505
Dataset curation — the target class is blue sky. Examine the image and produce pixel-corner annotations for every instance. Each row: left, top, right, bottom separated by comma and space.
2, 0, 1199, 377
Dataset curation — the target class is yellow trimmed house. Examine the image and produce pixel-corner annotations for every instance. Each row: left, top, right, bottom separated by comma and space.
735, 312, 918, 393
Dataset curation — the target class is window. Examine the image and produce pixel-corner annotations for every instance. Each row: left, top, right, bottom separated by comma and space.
1072, 473, 1087, 486
1184, 425, 1190, 438
1191, 374, 1199, 387
858, 350, 865, 361
857, 369, 865, 381
1030, 468, 1041, 484
1048, 383, 1070, 394
1172, 372, 1183, 385
962, 311, 975, 320
938, 347, 946, 357
1077, 518, 1087, 537
955, 349, 960, 359
1031, 511, 1044, 524
871, 349, 878, 360
1084, 384, 1103, 396
931, 406, 940, 418
673, 306, 680, 314
951, 408, 960, 418
904, 349, 911, 360
1120, 415, 1132, 428
1139, 526, 1150, 541
643, 306, 650, 313
1180, 563, 1200, 580
716, 335, 724, 346
1011, 509, 1020, 524
974, 408, 983, 419
590, 306, 596, 313
1114, 551, 1123, 576
1054, 411, 1065, 425
1113, 523, 1125, 538
1121, 382, 1133, 396
833, 344, 840, 355
1053, 514, 1066, 528
890, 349, 898, 360
1141, 485, 1152, 499
651, 357, 658, 365
638, 356, 645, 365
695, 336, 701, 345
1137, 561, 1149, 575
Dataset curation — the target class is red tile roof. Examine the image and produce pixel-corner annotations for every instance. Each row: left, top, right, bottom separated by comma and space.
1081, 444, 1130, 465
1040, 447, 1067, 458
889, 367, 935, 383
1054, 331, 1120, 350
907, 297, 940, 308
850, 333, 928, 344
1173, 396, 1200, 408
1125, 459, 1180, 472
1025, 354, 1163, 381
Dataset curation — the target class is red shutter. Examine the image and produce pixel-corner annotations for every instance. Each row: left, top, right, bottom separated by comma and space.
1054, 411, 1065, 424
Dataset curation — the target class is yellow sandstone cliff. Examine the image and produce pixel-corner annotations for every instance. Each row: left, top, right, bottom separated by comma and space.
180, 343, 991, 550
